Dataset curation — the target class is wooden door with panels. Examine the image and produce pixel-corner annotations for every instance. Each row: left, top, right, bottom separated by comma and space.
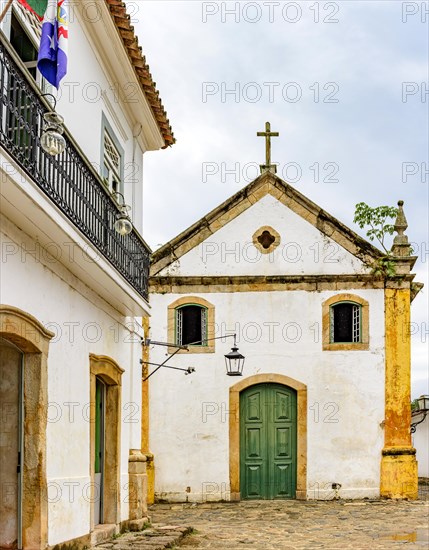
240, 383, 297, 499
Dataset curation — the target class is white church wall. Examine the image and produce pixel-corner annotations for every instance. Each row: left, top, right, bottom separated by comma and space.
149, 287, 385, 502
413, 416, 429, 478
157, 195, 370, 278
0, 221, 143, 544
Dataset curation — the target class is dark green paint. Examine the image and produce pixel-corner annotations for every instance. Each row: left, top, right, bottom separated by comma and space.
240, 383, 297, 500
95, 379, 103, 474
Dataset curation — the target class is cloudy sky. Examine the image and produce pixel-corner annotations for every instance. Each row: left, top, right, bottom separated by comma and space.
136, 1, 428, 397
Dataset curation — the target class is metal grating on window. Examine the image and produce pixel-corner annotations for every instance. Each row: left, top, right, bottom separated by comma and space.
201, 308, 207, 345
14, 3, 42, 42
176, 308, 183, 345
352, 304, 360, 342
104, 132, 120, 172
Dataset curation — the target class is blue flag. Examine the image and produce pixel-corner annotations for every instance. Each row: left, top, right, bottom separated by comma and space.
37, 0, 68, 89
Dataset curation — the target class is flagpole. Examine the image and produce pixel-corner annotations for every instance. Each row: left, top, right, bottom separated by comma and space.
0, 0, 14, 23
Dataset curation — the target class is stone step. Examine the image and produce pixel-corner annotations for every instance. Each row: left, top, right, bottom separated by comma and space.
94, 524, 193, 549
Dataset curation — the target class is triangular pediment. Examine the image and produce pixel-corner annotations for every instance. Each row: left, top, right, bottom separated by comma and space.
151, 172, 383, 277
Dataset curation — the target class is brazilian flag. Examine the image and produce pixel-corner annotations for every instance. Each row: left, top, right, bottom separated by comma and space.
17, 0, 47, 20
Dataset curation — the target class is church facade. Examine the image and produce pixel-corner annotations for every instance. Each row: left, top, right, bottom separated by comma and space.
148, 168, 422, 503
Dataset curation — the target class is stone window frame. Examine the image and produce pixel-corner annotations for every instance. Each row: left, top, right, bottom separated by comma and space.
252, 225, 281, 254
167, 296, 215, 354
322, 294, 369, 351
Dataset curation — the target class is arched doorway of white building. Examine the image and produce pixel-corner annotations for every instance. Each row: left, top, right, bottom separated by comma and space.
229, 374, 307, 501
0, 305, 53, 549
89, 354, 123, 530
240, 383, 297, 499
0, 337, 23, 548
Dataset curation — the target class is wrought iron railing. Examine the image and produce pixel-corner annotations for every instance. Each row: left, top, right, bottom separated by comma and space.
0, 34, 150, 301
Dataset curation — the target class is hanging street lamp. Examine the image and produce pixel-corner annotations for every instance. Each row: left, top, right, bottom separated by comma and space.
411, 395, 429, 433
142, 334, 245, 380
41, 111, 66, 156
224, 335, 245, 376
112, 191, 133, 236
40, 94, 66, 156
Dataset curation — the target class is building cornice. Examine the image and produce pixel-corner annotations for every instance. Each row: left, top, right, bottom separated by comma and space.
104, 0, 174, 148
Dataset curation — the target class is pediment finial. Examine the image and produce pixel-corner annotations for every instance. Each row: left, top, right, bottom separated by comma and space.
391, 200, 411, 257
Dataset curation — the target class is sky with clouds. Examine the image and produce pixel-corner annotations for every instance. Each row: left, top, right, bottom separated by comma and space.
135, 0, 428, 397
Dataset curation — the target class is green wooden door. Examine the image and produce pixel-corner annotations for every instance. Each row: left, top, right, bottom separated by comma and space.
240, 383, 297, 499
94, 378, 105, 524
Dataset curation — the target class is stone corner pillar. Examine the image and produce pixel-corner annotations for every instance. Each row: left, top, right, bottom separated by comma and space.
128, 449, 148, 527
380, 281, 418, 499
380, 201, 418, 499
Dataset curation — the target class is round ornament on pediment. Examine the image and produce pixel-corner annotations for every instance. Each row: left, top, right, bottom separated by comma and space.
252, 226, 281, 254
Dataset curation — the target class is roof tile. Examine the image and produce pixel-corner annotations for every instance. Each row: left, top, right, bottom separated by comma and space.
104, 0, 175, 148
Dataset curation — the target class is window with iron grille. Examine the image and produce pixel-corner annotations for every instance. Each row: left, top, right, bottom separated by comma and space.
176, 305, 207, 346
330, 302, 361, 343
9, 7, 50, 93
103, 131, 122, 194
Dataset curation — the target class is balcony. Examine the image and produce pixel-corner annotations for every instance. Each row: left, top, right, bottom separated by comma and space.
0, 33, 150, 301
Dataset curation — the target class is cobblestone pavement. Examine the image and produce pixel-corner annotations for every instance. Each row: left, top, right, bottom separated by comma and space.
96, 525, 192, 550
149, 499, 429, 550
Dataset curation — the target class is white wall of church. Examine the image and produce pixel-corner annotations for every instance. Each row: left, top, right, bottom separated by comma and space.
149, 287, 385, 502
1, 221, 143, 545
413, 416, 429, 478
157, 195, 371, 278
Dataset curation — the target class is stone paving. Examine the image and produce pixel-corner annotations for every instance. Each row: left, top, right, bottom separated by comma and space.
96, 525, 192, 550
148, 499, 429, 550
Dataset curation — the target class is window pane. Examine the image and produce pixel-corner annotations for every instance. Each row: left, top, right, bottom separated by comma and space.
332, 303, 356, 342
180, 305, 203, 345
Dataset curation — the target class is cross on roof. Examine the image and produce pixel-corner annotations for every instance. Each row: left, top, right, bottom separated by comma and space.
257, 121, 279, 174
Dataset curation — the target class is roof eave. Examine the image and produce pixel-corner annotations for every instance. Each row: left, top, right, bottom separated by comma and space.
104, 0, 175, 148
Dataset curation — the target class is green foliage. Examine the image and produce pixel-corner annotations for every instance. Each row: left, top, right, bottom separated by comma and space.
370, 257, 397, 278
411, 399, 420, 412
353, 202, 398, 254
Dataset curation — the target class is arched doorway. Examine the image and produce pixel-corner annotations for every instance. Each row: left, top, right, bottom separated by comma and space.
89, 354, 124, 530
0, 338, 23, 549
229, 374, 307, 501
0, 305, 54, 549
240, 383, 297, 499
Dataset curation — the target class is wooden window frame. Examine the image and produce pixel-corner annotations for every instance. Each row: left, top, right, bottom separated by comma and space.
175, 303, 207, 346
322, 294, 369, 351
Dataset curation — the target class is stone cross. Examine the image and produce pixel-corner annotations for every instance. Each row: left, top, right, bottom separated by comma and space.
257, 122, 279, 174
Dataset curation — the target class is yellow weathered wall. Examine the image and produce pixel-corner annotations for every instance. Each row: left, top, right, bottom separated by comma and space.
380, 287, 418, 499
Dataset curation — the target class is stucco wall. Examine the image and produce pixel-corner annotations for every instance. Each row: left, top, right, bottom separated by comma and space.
413, 416, 429, 478
1, 221, 142, 545
56, 11, 145, 233
149, 287, 385, 502
157, 195, 370, 277
149, 190, 386, 501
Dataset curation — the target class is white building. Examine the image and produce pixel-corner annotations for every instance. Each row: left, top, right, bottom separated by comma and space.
0, 1, 173, 548
412, 403, 429, 478
148, 168, 423, 503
